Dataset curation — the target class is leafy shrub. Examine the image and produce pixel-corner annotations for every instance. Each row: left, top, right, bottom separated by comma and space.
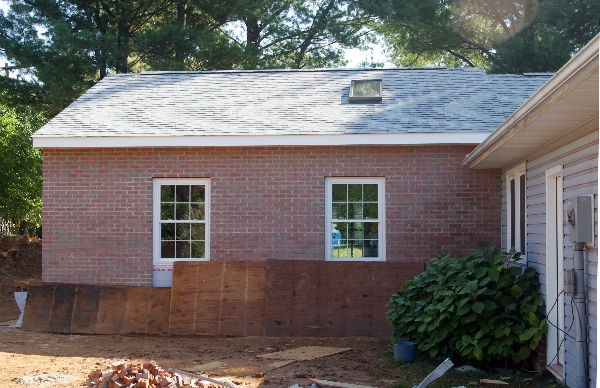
386, 243, 547, 364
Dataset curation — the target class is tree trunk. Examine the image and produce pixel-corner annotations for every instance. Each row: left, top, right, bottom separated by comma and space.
174, 0, 188, 69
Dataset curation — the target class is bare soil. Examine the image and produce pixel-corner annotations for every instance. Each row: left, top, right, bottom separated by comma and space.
0, 237, 558, 388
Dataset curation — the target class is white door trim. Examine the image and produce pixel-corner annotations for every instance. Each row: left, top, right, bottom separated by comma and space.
545, 165, 564, 372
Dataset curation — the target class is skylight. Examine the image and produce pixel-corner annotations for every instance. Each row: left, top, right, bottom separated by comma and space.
349, 80, 382, 102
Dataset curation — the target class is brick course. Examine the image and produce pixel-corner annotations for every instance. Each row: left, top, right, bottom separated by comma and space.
42, 145, 500, 286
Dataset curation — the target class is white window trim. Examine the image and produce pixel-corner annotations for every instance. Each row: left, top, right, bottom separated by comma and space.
153, 178, 210, 265
506, 163, 526, 257
325, 177, 385, 262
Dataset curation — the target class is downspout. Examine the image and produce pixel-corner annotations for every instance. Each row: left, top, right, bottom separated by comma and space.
573, 241, 587, 388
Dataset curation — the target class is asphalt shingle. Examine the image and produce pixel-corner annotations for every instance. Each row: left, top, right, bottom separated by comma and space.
34, 67, 552, 138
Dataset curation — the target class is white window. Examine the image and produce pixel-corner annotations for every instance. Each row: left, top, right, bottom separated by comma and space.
153, 179, 210, 265
325, 177, 385, 261
506, 164, 526, 255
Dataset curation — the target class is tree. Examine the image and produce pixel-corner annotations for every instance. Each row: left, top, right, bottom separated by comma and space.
0, 0, 375, 117
0, 103, 45, 236
361, 0, 600, 72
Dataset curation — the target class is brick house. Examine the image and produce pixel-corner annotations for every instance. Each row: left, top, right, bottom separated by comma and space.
31, 67, 551, 336
464, 35, 598, 387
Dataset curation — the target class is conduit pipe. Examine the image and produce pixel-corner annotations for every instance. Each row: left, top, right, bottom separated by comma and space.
573, 242, 587, 388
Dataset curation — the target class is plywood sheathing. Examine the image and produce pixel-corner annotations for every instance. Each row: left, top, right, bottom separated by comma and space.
170, 260, 424, 337
169, 261, 266, 336
21, 285, 170, 334
263, 261, 425, 337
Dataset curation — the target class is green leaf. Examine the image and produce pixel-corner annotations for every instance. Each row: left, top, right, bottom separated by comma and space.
528, 312, 540, 327
457, 303, 471, 316
472, 301, 485, 314
511, 285, 523, 299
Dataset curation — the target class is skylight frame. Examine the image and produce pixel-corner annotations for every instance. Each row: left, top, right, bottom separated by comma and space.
349, 79, 383, 102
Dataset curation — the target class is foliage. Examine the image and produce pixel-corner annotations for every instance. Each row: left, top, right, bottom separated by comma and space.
0, 0, 374, 117
361, 0, 600, 73
386, 243, 547, 364
0, 104, 45, 235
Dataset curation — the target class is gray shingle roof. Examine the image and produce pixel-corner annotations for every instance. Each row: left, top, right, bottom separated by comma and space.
34, 67, 552, 138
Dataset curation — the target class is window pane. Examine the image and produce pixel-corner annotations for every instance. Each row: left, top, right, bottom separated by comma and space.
349, 241, 363, 257
335, 222, 348, 239
191, 224, 205, 240
191, 241, 205, 258
349, 222, 364, 239
332, 203, 347, 220
364, 240, 378, 257
191, 185, 205, 202
519, 174, 526, 253
510, 179, 516, 249
333, 242, 350, 258
176, 203, 189, 220
348, 203, 363, 219
363, 184, 378, 201
332, 229, 342, 247
161, 241, 175, 258
161, 185, 174, 202
353, 81, 380, 97
348, 184, 362, 202
190, 203, 205, 220
176, 241, 190, 258
176, 185, 189, 202
161, 223, 175, 240
161, 203, 174, 220
364, 203, 378, 219
332, 184, 347, 201
364, 222, 378, 238
176, 223, 190, 240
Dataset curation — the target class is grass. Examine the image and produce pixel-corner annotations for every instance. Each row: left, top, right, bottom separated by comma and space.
369, 348, 564, 388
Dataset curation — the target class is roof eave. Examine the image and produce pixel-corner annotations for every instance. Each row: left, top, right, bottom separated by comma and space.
32, 132, 491, 148
463, 33, 600, 169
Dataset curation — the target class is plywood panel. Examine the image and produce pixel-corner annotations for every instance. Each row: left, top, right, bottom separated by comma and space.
95, 287, 128, 334
21, 285, 55, 332
120, 287, 152, 334
169, 261, 267, 337
21, 284, 169, 336
70, 285, 102, 334
147, 287, 172, 335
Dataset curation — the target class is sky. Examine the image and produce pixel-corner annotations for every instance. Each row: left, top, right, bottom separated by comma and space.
0, 0, 392, 70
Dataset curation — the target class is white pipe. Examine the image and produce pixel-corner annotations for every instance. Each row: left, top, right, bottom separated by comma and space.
573, 242, 587, 388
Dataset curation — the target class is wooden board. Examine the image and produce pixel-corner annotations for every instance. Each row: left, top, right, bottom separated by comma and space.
257, 346, 352, 361
21, 285, 55, 332
308, 378, 377, 388
169, 261, 266, 336
20, 284, 170, 335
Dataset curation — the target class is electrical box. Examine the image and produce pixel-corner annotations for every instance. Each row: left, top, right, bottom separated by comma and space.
568, 195, 595, 246
564, 269, 576, 296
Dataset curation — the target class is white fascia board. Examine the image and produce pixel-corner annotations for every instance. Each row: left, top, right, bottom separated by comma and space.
32, 132, 490, 148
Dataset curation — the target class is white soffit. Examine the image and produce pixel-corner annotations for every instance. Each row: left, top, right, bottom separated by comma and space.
32, 132, 490, 148
464, 34, 600, 169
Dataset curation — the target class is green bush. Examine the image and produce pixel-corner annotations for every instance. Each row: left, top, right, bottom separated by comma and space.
386, 243, 547, 364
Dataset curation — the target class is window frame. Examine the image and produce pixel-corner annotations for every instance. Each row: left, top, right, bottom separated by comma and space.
349, 80, 383, 102
152, 178, 210, 265
325, 177, 385, 262
506, 164, 526, 256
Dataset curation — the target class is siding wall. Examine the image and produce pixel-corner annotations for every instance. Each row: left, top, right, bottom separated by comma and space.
501, 129, 598, 387
42, 145, 501, 286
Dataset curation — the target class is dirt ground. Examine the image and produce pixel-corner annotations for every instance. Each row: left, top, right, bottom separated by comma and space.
0, 237, 559, 388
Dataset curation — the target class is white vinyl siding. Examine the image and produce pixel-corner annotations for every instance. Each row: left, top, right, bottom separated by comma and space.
507, 130, 598, 388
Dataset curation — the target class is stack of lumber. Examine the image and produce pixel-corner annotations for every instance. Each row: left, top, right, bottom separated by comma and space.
85, 361, 231, 388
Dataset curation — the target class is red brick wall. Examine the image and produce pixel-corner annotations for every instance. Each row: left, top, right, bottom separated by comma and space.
42, 145, 500, 286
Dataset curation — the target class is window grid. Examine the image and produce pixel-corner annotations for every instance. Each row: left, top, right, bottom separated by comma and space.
326, 178, 385, 261
153, 179, 210, 264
